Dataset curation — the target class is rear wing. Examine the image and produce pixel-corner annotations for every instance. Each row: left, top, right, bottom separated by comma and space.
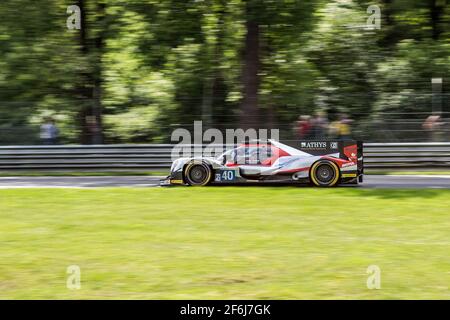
357, 140, 364, 174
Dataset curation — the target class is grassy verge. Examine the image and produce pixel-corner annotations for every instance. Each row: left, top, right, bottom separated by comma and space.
0, 187, 449, 299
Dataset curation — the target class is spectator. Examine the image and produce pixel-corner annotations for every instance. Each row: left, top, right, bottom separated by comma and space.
422, 115, 443, 141
40, 117, 59, 145
329, 119, 340, 139
296, 115, 312, 139
311, 111, 329, 139
337, 114, 352, 139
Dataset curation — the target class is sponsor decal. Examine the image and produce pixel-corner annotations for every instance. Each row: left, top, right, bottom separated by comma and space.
330, 142, 338, 149
300, 141, 328, 149
342, 161, 356, 168
342, 173, 357, 178
170, 179, 183, 184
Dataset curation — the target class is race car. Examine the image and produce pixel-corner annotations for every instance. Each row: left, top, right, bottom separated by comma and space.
162, 139, 363, 187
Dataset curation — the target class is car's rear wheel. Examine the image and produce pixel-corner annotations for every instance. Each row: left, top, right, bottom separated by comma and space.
184, 162, 212, 186
310, 160, 340, 187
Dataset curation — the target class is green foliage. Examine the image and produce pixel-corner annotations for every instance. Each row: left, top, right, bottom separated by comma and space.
0, 0, 448, 144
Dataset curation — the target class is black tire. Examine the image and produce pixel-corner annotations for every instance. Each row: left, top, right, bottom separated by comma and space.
184, 162, 213, 186
310, 160, 340, 187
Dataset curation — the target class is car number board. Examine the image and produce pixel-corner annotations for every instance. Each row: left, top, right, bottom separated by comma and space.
215, 169, 236, 182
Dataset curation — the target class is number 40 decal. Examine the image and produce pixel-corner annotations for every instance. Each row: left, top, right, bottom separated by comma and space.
215, 170, 235, 181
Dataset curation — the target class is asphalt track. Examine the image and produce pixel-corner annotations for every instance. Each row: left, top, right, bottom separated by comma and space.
0, 175, 449, 189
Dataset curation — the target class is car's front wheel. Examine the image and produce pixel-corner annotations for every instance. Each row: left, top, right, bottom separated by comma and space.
184, 162, 213, 186
310, 160, 340, 187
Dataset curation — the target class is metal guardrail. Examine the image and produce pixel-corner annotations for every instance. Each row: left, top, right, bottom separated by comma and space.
0, 143, 449, 171
363, 142, 450, 169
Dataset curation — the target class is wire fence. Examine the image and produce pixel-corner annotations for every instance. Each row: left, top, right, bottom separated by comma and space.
0, 112, 449, 145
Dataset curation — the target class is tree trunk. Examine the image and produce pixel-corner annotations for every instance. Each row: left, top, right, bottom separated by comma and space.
379, 0, 396, 47
76, 0, 90, 144
91, 1, 106, 144
76, 0, 104, 144
239, 18, 260, 130
201, 75, 213, 129
201, 5, 226, 130
430, 0, 443, 40
265, 104, 275, 130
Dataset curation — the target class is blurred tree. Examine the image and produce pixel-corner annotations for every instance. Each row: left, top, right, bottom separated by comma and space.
238, 0, 318, 129
75, 0, 107, 144
0, 0, 448, 144
0, 0, 80, 144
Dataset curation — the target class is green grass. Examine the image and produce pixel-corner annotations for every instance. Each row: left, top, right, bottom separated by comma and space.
0, 187, 449, 299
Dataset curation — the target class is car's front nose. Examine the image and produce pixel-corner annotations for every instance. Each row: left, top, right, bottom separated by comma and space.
165, 158, 190, 185
160, 169, 184, 186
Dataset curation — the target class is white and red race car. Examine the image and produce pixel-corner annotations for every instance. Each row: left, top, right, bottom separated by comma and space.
163, 139, 363, 187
